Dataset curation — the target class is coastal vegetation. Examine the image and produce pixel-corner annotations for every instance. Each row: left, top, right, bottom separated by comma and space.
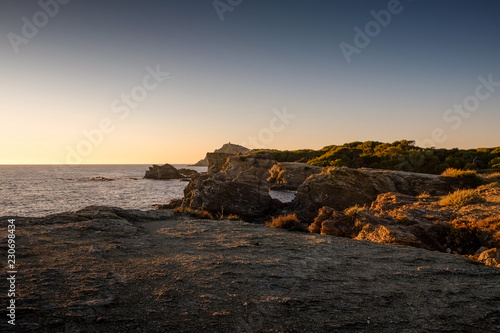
251, 140, 500, 174
439, 189, 486, 207
174, 207, 214, 219
178, 141, 500, 268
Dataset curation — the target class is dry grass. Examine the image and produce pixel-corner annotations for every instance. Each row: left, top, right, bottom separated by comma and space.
439, 189, 486, 207
476, 215, 500, 234
266, 213, 307, 232
441, 168, 484, 187
482, 182, 500, 189
225, 214, 240, 221
394, 214, 414, 225
441, 168, 477, 178
417, 191, 432, 200
486, 172, 500, 179
344, 204, 367, 217
174, 207, 214, 219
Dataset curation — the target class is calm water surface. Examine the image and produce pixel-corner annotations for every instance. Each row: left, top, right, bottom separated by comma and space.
0, 164, 206, 217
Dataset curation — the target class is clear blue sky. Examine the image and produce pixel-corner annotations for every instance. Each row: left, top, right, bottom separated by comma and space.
1, 0, 499, 164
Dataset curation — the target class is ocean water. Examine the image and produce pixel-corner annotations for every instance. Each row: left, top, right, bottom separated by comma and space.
0, 164, 207, 217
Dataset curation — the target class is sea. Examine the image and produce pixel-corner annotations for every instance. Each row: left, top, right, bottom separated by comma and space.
0, 164, 295, 218
0, 164, 207, 218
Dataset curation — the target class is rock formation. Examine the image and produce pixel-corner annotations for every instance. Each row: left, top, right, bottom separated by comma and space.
192, 158, 209, 166
193, 142, 250, 166
177, 168, 199, 178
144, 163, 181, 179
182, 153, 281, 219
306, 183, 500, 268
474, 247, 500, 267
309, 193, 451, 251
180, 154, 500, 269
144, 165, 199, 180
267, 162, 322, 190
293, 167, 459, 222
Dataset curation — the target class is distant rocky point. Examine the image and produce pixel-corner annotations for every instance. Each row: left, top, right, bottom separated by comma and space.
88, 176, 114, 182
192, 142, 250, 166
144, 164, 199, 180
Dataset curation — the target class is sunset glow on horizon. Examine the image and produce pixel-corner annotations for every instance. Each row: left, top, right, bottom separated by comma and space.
2, 0, 499, 164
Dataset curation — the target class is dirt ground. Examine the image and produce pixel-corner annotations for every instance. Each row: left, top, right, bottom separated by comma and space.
1, 210, 499, 332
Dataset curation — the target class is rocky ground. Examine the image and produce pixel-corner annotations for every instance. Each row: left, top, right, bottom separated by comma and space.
179, 152, 500, 267
308, 183, 500, 265
1, 206, 499, 332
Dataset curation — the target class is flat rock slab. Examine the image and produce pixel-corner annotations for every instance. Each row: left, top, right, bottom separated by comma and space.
1, 216, 499, 332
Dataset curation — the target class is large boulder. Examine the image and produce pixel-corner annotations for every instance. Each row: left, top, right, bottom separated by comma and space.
293, 167, 454, 222
183, 178, 278, 219
267, 162, 322, 190
216, 154, 278, 182
144, 163, 181, 179
475, 248, 500, 268
182, 153, 281, 219
308, 192, 453, 251
177, 168, 200, 178
206, 152, 233, 175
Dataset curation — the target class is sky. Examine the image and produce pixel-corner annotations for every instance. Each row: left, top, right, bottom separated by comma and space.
1, 0, 500, 164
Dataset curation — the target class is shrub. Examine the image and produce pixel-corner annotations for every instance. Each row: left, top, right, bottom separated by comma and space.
441, 168, 484, 187
344, 204, 367, 217
442, 168, 475, 178
489, 157, 500, 169
439, 189, 486, 207
266, 213, 307, 232
196, 210, 214, 219
476, 215, 500, 234
441, 168, 484, 189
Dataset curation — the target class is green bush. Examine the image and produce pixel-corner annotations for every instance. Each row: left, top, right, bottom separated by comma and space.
250, 141, 500, 175
489, 157, 500, 169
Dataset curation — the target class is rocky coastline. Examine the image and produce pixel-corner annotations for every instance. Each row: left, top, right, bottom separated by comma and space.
2, 144, 500, 331
177, 149, 500, 268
